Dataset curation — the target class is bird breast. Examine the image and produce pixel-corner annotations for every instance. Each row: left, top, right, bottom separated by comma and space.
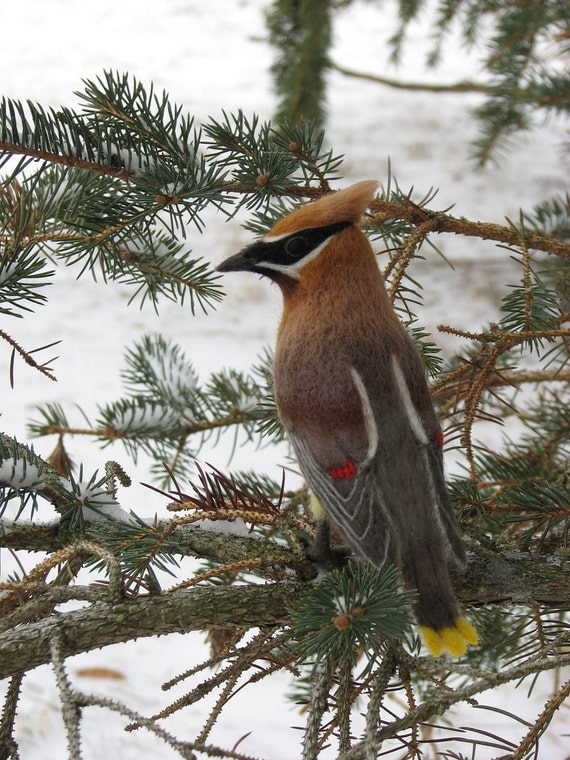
274, 269, 392, 438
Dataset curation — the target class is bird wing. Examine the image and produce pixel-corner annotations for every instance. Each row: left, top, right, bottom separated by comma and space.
287, 353, 471, 637
286, 349, 465, 576
386, 347, 466, 568
286, 364, 394, 567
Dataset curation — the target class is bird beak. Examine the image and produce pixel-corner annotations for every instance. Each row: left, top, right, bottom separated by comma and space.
216, 246, 256, 273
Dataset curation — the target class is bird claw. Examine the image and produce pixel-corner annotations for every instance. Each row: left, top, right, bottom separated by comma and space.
303, 519, 351, 573
305, 540, 351, 573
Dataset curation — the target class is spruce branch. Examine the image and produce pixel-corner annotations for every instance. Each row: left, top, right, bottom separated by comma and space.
1, 76, 227, 314
0, 432, 71, 513
386, 217, 440, 302
0, 133, 132, 181
0, 241, 53, 318
342, 643, 570, 759
197, 669, 242, 747
332, 62, 489, 94
0, 583, 303, 680
30, 415, 254, 441
0, 539, 124, 624
0, 674, 22, 760
48, 629, 200, 760
511, 676, 570, 760
266, 0, 333, 128
167, 559, 264, 592
49, 632, 83, 760
386, 0, 568, 163
368, 198, 570, 259
432, 366, 570, 407
28, 337, 280, 482
0, 331, 59, 384
362, 649, 398, 760
145, 629, 293, 727
0, 548, 567, 681
0, 585, 111, 635
0, 140, 132, 181
302, 664, 334, 760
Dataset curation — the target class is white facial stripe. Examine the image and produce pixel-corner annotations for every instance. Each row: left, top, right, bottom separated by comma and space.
256, 261, 302, 278
350, 368, 379, 462
256, 235, 335, 276
262, 230, 294, 242
390, 355, 429, 444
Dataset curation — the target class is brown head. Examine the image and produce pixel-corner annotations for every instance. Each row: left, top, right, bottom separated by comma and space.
216, 180, 379, 296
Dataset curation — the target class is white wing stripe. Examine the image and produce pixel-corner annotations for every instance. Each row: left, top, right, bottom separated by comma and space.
350, 368, 379, 462
390, 355, 429, 444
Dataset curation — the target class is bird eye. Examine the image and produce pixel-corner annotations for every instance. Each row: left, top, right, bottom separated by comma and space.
283, 235, 308, 261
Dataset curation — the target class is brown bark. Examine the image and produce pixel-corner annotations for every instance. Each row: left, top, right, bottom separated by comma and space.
0, 535, 568, 679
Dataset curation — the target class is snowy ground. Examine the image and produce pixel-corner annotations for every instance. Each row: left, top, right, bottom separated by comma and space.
1, 0, 569, 757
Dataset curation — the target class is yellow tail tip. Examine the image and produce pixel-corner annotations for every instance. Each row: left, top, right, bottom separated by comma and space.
455, 616, 479, 645
419, 617, 479, 658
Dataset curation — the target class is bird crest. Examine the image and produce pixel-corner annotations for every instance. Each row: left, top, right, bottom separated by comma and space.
268, 180, 379, 237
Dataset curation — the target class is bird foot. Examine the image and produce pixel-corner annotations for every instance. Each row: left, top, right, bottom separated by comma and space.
305, 540, 350, 573
304, 519, 350, 573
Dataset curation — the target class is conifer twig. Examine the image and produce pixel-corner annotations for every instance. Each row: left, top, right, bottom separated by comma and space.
0, 330, 58, 384
0, 140, 131, 181
343, 643, 570, 758
332, 62, 489, 94
368, 201, 570, 259
511, 677, 570, 760
0, 674, 23, 760
303, 663, 334, 760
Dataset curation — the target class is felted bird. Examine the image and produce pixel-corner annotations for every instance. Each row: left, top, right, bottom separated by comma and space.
217, 180, 478, 657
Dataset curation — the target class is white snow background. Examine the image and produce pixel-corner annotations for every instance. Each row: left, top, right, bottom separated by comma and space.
1, 0, 569, 757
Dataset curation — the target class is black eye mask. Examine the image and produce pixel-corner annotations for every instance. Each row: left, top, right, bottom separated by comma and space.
243, 220, 351, 268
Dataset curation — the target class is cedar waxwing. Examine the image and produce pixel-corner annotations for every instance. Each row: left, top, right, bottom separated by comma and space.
217, 180, 478, 657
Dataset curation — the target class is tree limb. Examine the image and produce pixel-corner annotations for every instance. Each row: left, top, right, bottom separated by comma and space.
3, 518, 569, 603
343, 646, 570, 759
368, 199, 570, 259
0, 520, 315, 580
0, 536, 568, 679
0, 140, 131, 181
0, 582, 303, 680
332, 62, 489, 94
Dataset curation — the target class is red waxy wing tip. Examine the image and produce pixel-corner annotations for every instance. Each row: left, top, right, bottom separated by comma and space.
329, 460, 357, 480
